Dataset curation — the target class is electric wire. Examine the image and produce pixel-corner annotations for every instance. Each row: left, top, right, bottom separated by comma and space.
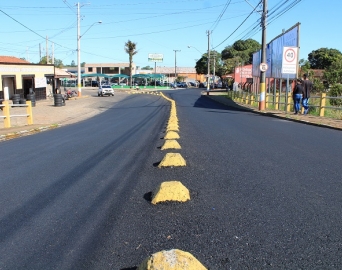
210, 0, 231, 32
213, 0, 261, 49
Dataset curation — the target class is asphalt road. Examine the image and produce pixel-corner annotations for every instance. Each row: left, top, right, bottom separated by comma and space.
0, 88, 342, 269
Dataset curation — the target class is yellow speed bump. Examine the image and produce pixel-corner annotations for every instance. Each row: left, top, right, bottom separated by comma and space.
164, 131, 180, 140
166, 125, 179, 132
138, 249, 207, 270
161, 139, 181, 150
158, 153, 186, 167
151, 181, 190, 204
168, 120, 178, 125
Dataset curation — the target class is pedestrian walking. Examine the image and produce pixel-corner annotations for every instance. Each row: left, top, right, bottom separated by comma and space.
293, 78, 304, 114
302, 73, 313, 114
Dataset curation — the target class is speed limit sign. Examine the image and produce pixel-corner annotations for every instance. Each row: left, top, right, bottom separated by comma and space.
260, 62, 268, 72
282, 46, 298, 74
284, 48, 296, 63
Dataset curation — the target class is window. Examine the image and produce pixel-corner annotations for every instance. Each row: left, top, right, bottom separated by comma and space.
88, 67, 93, 72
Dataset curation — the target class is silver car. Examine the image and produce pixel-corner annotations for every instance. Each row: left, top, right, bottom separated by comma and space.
98, 85, 114, 96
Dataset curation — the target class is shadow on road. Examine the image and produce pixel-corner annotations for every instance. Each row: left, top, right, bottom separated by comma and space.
193, 95, 253, 112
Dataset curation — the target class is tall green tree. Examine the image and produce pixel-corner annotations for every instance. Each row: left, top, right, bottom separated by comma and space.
221, 39, 261, 64
39, 56, 63, 68
308, 48, 342, 69
124, 40, 138, 88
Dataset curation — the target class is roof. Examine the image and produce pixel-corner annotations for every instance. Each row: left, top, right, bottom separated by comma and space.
137, 67, 197, 75
55, 68, 76, 78
0, 56, 30, 64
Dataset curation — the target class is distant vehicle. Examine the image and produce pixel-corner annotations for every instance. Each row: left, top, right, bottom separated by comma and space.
199, 82, 207, 88
119, 82, 127, 86
98, 85, 114, 96
177, 82, 187, 88
169, 83, 177, 89
188, 82, 198, 87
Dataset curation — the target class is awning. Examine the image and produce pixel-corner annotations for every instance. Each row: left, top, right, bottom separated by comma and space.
132, 73, 164, 79
55, 68, 76, 78
81, 73, 110, 78
110, 74, 129, 78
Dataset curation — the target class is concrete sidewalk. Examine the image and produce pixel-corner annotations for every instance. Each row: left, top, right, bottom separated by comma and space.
205, 91, 342, 131
0, 94, 108, 141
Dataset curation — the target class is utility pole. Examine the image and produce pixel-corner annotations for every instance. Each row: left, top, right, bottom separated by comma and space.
206, 30, 211, 94
259, 0, 267, 110
173, 50, 181, 82
39, 43, 41, 63
52, 42, 54, 65
212, 52, 216, 88
77, 2, 81, 96
46, 36, 49, 64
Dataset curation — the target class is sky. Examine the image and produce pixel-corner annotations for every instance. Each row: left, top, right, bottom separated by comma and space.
0, 0, 341, 69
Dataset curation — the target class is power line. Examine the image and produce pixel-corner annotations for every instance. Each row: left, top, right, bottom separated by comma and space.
213, 0, 262, 49
210, 0, 232, 32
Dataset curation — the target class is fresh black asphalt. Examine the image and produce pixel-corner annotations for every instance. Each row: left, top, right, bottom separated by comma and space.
0, 89, 342, 269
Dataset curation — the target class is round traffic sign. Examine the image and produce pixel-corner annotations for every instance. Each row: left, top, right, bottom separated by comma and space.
259, 62, 268, 72
284, 48, 296, 63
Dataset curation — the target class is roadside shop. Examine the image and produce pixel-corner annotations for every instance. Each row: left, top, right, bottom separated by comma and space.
0, 56, 55, 101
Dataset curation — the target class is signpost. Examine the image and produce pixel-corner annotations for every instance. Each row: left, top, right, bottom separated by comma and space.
148, 54, 163, 88
282, 46, 298, 112
260, 62, 268, 72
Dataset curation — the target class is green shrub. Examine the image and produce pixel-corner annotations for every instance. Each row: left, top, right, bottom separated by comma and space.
328, 83, 342, 106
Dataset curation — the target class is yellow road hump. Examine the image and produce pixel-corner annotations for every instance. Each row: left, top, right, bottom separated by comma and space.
158, 153, 186, 167
138, 249, 207, 270
161, 140, 181, 150
151, 181, 190, 204
164, 131, 180, 140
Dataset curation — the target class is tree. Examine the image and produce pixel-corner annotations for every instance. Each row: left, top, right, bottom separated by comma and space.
141, 66, 154, 70
221, 39, 261, 64
124, 40, 138, 88
308, 48, 342, 69
39, 56, 63, 68
323, 59, 342, 84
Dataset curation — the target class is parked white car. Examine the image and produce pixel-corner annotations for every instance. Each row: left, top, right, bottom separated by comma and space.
98, 85, 114, 96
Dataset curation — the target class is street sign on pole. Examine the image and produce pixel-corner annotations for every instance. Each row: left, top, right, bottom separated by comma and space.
260, 62, 268, 72
281, 46, 298, 74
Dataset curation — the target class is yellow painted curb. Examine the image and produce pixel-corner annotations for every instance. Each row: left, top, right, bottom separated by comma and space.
138, 249, 207, 270
158, 153, 186, 167
151, 181, 190, 204
164, 131, 180, 140
161, 139, 181, 150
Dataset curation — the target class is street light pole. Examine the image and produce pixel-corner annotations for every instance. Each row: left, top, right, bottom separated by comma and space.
206, 30, 211, 94
77, 3, 82, 96
76, 2, 101, 97
173, 50, 181, 82
187, 45, 202, 55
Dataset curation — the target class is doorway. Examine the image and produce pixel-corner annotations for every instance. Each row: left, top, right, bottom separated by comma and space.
22, 76, 34, 98
1, 76, 16, 99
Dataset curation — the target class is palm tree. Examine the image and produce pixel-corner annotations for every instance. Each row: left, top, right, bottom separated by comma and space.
124, 40, 138, 88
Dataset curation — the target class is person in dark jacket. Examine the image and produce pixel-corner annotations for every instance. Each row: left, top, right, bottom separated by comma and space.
302, 73, 313, 114
293, 78, 304, 114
